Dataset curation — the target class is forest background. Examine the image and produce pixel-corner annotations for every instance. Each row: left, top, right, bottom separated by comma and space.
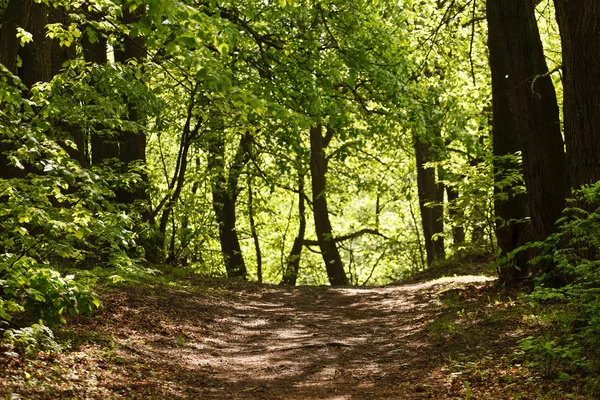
2, 0, 600, 395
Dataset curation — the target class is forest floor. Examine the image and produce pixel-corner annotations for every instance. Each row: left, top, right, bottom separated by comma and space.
0, 271, 592, 399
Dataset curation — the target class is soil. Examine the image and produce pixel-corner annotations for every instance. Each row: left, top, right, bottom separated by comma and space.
0, 275, 590, 399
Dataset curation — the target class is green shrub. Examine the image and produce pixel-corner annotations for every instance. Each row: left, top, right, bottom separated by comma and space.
0, 258, 100, 326
3, 323, 63, 355
521, 181, 600, 391
0, 65, 144, 330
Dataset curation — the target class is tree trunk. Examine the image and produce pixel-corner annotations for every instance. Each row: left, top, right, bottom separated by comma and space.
0, 0, 33, 180
487, 0, 565, 280
414, 137, 445, 266
309, 125, 348, 286
445, 184, 465, 246
0, 0, 33, 74
18, 1, 51, 88
115, 6, 149, 205
553, 2, 600, 192
248, 175, 262, 283
281, 170, 306, 286
48, 6, 86, 166
82, 17, 119, 164
208, 132, 251, 279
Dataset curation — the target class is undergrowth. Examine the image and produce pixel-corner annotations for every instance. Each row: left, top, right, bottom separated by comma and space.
516, 181, 600, 395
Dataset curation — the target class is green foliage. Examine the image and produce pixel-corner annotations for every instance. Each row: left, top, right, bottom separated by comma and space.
0, 259, 100, 326
3, 322, 62, 355
0, 65, 141, 327
520, 181, 600, 391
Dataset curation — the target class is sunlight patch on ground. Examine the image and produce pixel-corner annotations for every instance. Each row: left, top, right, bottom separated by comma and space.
399, 275, 496, 291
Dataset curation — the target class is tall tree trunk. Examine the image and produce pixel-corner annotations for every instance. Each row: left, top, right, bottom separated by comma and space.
0, 0, 33, 180
0, 0, 33, 74
281, 169, 306, 286
414, 137, 445, 266
82, 17, 118, 164
208, 132, 251, 279
48, 6, 85, 165
247, 175, 262, 282
18, 1, 51, 88
553, 2, 600, 192
309, 125, 348, 286
116, 6, 148, 205
487, 0, 565, 280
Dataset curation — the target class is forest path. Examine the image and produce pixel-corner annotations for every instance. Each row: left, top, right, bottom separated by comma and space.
4, 274, 557, 399
87, 276, 496, 399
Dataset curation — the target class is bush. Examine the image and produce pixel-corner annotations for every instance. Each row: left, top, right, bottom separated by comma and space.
3, 323, 63, 356
522, 181, 600, 391
0, 65, 142, 330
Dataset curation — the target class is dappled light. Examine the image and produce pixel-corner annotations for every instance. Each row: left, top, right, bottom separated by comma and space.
0, 275, 549, 399
1, 0, 600, 398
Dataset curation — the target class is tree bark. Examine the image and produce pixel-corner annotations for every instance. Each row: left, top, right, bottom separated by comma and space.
82, 15, 119, 164
309, 125, 348, 286
414, 137, 445, 266
115, 6, 149, 205
18, 1, 51, 88
0, 0, 33, 74
248, 175, 262, 283
280, 170, 306, 286
487, 0, 565, 280
0, 0, 33, 180
553, 2, 600, 192
47, 6, 86, 166
208, 132, 251, 279
445, 184, 465, 246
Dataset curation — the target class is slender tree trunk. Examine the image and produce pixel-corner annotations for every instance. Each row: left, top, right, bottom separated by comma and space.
248, 175, 262, 283
414, 137, 445, 266
281, 170, 306, 286
208, 132, 251, 279
487, 0, 565, 280
309, 125, 348, 286
553, 2, 600, 192
445, 184, 465, 246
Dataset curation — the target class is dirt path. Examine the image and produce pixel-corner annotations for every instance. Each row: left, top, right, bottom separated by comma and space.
1, 275, 577, 399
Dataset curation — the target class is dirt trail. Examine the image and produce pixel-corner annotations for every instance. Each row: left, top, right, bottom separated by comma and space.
87, 276, 492, 399
4, 275, 549, 399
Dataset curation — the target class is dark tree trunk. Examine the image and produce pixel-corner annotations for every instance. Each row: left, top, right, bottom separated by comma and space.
18, 1, 51, 88
208, 132, 251, 279
0, 0, 33, 180
280, 170, 306, 286
49, 7, 75, 77
414, 137, 445, 266
0, 0, 33, 74
82, 17, 118, 164
47, 6, 86, 165
309, 125, 348, 286
487, 0, 565, 280
115, 7, 149, 205
553, 2, 600, 192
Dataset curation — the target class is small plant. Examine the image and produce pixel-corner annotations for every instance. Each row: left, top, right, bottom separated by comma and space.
1, 259, 100, 326
3, 323, 63, 355
463, 381, 472, 399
